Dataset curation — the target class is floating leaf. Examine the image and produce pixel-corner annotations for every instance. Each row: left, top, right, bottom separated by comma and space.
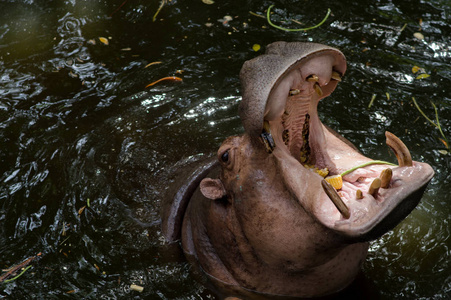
438, 150, 448, 155
415, 73, 430, 79
412, 65, 421, 73
78, 206, 86, 216
130, 284, 144, 292
202, 0, 214, 4
413, 32, 424, 40
252, 44, 261, 52
99, 37, 109, 45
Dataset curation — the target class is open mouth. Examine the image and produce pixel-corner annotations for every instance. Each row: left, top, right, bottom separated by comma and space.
259, 54, 434, 240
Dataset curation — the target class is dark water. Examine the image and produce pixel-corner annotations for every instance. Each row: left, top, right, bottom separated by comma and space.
0, 0, 449, 299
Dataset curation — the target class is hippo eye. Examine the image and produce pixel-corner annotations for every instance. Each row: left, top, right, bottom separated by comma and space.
221, 150, 229, 163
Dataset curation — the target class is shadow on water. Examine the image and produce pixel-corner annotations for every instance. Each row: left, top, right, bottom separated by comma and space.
0, 0, 449, 299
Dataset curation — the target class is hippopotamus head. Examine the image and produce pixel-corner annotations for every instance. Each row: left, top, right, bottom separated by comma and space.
162, 42, 434, 298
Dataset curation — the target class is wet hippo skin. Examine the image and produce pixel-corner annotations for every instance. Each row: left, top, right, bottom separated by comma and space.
161, 42, 434, 298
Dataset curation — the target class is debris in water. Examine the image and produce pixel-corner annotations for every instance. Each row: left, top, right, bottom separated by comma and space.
266, 5, 331, 32
252, 44, 261, 52
415, 73, 430, 79
99, 37, 109, 45
145, 61, 162, 68
130, 284, 144, 292
145, 76, 183, 88
413, 32, 424, 40
411, 97, 449, 150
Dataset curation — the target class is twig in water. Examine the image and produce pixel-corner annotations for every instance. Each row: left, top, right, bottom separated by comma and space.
368, 94, 376, 109
0, 253, 41, 283
153, 0, 167, 22
145, 76, 183, 88
266, 5, 331, 32
109, 0, 129, 17
412, 97, 449, 149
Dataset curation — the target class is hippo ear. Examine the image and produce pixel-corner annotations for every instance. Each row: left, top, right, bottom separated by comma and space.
200, 178, 226, 200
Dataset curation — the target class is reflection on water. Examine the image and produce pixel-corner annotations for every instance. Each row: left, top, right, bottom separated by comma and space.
0, 0, 450, 299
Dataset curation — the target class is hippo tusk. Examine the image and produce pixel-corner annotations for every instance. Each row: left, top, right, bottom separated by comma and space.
306, 74, 323, 96
313, 83, 323, 96
289, 89, 301, 96
356, 189, 363, 200
321, 179, 350, 219
385, 131, 413, 167
379, 168, 393, 188
331, 70, 342, 81
307, 74, 319, 82
368, 178, 381, 197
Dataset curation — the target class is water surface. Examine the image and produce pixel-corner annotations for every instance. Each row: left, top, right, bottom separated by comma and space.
0, 0, 450, 299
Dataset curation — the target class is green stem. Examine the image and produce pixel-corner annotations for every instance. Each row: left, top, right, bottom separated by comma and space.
340, 160, 397, 177
153, 0, 166, 22
411, 97, 437, 128
431, 101, 449, 149
267, 5, 331, 32
2, 266, 32, 283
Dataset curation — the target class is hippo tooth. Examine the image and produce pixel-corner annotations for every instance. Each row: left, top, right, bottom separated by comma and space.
307, 74, 319, 82
314, 83, 323, 96
379, 168, 393, 188
289, 89, 300, 96
321, 179, 350, 219
356, 189, 363, 200
385, 131, 413, 167
368, 178, 381, 197
331, 70, 342, 81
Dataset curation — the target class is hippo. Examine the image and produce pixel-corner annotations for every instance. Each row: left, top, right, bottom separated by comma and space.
161, 42, 434, 298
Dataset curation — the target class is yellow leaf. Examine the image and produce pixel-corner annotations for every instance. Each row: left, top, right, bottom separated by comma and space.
416, 73, 430, 79
78, 206, 86, 216
413, 32, 424, 40
412, 65, 420, 73
99, 37, 109, 45
252, 44, 261, 52
202, 0, 214, 4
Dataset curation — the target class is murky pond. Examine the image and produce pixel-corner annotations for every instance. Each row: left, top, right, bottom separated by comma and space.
0, 0, 449, 299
